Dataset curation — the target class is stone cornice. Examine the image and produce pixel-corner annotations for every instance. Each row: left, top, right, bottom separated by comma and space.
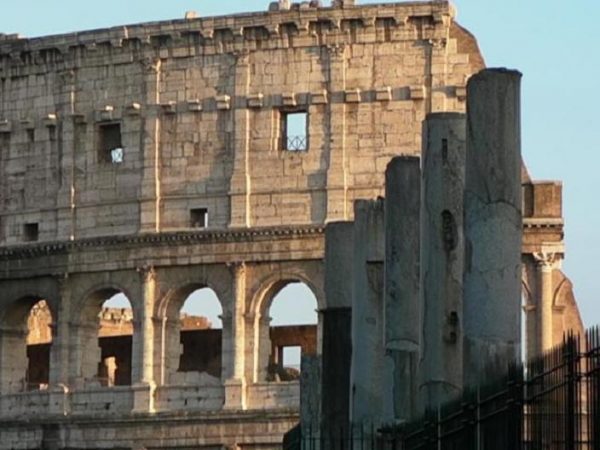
523, 218, 564, 229
0, 2, 452, 70
0, 226, 325, 261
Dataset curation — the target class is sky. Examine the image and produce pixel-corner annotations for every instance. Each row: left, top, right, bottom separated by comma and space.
1, 0, 599, 327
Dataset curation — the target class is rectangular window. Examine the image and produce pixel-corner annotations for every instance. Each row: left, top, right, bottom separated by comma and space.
282, 346, 302, 371
98, 123, 123, 164
24, 223, 39, 242
190, 208, 208, 228
281, 110, 308, 151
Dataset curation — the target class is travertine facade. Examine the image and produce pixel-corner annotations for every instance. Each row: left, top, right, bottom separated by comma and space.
0, 1, 582, 449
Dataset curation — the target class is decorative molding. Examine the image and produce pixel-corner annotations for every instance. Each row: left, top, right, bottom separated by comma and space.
409, 85, 425, 100
344, 88, 361, 103
186, 99, 203, 112
216, 95, 231, 110
375, 86, 392, 102
310, 90, 328, 105
0, 226, 326, 260
247, 93, 264, 109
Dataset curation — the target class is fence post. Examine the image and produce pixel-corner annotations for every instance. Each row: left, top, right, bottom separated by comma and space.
566, 336, 578, 450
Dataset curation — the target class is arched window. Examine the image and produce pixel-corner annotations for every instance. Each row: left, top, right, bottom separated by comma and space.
265, 282, 318, 382
0, 297, 52, 393
98, 293, 133, 386
76, 289, 133, 387
163, 287, 224, 385
26, 300, 52, 390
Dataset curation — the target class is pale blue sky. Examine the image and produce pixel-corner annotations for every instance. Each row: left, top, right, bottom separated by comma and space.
3, 0, 599, 327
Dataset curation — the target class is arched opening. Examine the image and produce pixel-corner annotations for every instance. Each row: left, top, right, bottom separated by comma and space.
263, 281, 318, 382
0, 297, 52, 393
26, 300, 53, 390
164, 287, 223, 385
76, 290, 133, 387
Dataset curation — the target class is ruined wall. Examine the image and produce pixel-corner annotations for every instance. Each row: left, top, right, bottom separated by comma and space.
0, 1, 483, 245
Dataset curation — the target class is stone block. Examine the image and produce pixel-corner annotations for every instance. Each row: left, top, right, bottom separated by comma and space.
247, 93, 264, 109
344, 88, 361, 103
215, 95, 231, 110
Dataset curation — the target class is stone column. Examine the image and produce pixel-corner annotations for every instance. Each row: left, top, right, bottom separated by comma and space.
321, 222, 354, 432
132, 266, 156, 413
533, 250, 562, 353
224, 262, 248, 410
350, 199, 385, 425
383, 156, 421, 421
463, 69, 523, 388
419, 114, 466, 410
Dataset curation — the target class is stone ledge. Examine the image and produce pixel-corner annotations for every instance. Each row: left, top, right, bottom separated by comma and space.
0, 225, 325, 260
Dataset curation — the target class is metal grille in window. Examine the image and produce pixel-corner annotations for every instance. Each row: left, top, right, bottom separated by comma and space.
283, 111, 308, 152
99, 123, 123, 164
286, 135, 308, 151
110, 147, 124, 164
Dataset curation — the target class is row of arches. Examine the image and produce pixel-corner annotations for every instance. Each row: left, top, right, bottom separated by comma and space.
0, 280, 318, 394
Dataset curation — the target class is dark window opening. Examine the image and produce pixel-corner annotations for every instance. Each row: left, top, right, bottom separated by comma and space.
281, 110, 308, 151
24, 223, 39, 242
190, 208, 208, 228
98, 123, 123, 164
27, 129, 35, 143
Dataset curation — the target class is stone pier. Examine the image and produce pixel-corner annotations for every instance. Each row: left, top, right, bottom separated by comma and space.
383, 157, 421, 421
463, 69, 523, 388
350, 200, 385, 424
419, 113, 466, 409
321, 222, 354, 432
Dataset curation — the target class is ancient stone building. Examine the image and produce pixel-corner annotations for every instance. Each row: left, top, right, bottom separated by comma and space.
0, 0, 582, 448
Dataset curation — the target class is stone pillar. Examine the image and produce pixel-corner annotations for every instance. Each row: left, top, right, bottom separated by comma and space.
133, 267, 156, 413
229, 52, 252, 227
350, 199, 384, 424
224, 262, 248, 410
321, 221, 354, 432
0, 327, 28, 393
49, 276, 71, 415
325, 45, 350, 221
383, 156, 421, 421
300, 355, 321, 432
419, 114, 466, 410
463, 69, 523, 388
533, 250, 562, 353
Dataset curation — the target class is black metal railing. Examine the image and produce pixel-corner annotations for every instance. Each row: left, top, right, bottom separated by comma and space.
299, 326, 600, 450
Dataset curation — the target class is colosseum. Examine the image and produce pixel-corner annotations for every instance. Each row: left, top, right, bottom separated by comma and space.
0, 0, 583, 448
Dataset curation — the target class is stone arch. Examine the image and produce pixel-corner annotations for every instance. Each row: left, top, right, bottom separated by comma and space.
70, 284, 134, 388
249, 267, 323, 383
249, 270, 324, 320
0, 295, 54, 393
156, 283, 225, 385
0, 279, 60, 394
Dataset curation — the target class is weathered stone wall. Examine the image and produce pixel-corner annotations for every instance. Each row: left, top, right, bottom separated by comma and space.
0, 1, 483, 245
7, 1, 584, 449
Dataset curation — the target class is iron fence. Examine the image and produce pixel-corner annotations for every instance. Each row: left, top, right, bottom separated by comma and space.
300, 327, 600, 450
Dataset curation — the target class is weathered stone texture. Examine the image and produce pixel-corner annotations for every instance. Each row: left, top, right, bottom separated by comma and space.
419, 113, 466, 409
0, 1, 509, 448
463, 69, 523, 387
0, 2, 483, 245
